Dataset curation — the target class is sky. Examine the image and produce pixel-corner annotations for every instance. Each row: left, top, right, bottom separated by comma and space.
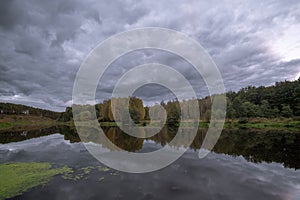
0, 0, 300, 111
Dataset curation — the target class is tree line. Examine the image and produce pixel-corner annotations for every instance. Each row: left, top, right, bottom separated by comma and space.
226, 79, 299, 118
2, 78, 297, 123
0, 102, 61, 120
59, 78, 300, 124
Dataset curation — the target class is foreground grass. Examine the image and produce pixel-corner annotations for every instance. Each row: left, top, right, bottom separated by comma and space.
0, 162, 72, 200
0, 162, 115, 199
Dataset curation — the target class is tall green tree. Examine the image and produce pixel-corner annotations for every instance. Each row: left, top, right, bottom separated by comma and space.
281, 104, 293, 118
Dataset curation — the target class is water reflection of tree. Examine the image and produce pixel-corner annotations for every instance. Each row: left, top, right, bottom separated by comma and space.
104, 127, 144, 152
0, 126, 59, 144
1, 126, 299, 169
212, 129, 300, 169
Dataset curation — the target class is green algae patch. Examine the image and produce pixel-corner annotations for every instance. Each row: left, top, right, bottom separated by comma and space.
98, 177, 105, 182
61, 166, 91, 181
97, 166, 110, 172
0, 162, 71, 200
81, 166, 93, 174
62, 166, 92, 181
62, 166, 110, 181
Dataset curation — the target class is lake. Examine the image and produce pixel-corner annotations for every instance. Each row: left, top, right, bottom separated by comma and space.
0, 126, 300, 200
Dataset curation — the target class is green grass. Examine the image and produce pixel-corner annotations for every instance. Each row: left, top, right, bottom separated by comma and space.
0, 162, 72, 200
0, 122, 12, 129
0, 115, 59, 131
1, 114, 299, 132
96, 119, 300, 131
99, 121, 118, 126
223, 118, 300, 131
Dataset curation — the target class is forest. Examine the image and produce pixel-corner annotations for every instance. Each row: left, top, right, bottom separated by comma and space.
1, 79, 298, 124
58, 78, 300, 124
0, 102, 61, 120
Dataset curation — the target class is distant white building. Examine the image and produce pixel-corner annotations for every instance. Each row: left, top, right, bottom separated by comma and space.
23, 110, 29, 115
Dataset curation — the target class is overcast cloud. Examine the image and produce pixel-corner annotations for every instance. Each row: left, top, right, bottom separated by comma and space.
0, 0, 300, 111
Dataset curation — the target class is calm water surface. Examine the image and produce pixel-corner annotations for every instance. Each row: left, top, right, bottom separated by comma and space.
0, 126, 299, 200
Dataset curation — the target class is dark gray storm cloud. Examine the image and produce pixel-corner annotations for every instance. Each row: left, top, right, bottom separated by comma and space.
0, 0, 300, 111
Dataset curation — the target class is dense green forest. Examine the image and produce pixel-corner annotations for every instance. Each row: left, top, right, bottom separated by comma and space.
226, 79, 299, 118
58, 78, 300, 124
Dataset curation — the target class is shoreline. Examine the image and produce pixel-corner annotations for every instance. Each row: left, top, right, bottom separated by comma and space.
1, 114, 300, 132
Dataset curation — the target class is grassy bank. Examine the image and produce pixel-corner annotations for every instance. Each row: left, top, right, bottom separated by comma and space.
0, 115, 59, 131
98, 118, 300, 130
1, 114, 300, 132
102, 118, 300, 131
224, 118, 300, 130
